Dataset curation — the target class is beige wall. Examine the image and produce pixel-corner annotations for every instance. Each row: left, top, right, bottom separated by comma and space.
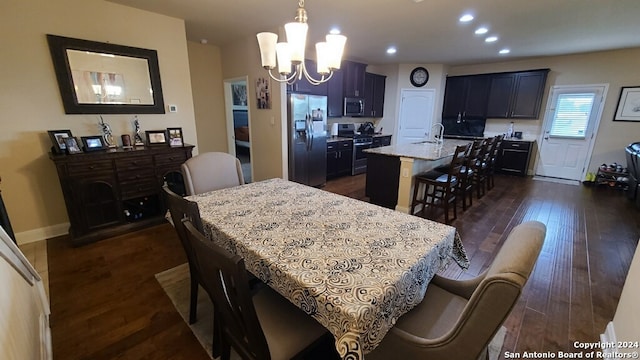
448, 48, 640, 174
1, 0, 197, 244
220, 36, 286, 182
187, 41, 228, 154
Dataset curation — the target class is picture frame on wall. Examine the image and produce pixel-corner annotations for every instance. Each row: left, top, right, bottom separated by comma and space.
80, 136, 107, 152
47, 129, 73, 154
167, 127, 183, 147
145, 130, 168, 146
613, 86, 640, 121
63, 137, 83, 154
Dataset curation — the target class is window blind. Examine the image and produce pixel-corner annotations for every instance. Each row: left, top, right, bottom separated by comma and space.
549, 93, 595, 139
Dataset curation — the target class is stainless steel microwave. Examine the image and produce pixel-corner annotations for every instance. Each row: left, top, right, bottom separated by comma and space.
344, 97, 364, 117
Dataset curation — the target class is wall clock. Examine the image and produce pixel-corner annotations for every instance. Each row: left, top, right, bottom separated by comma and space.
410, 67, 429, 87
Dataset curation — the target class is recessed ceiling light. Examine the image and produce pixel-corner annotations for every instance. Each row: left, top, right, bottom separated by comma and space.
499, 48, 510, 54
485, 36, 498, 43
411, 0, 425, 3
475, 27, 488, 35
200, 39, 208, 44
459, 14, 474, 22
386, 46, 397, 55
329, 28, 341, 35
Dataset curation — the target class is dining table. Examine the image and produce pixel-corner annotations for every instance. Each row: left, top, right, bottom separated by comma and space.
188, 178, 469, 359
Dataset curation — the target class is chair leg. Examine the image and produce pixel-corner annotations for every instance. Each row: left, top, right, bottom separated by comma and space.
188, 270, 199, 324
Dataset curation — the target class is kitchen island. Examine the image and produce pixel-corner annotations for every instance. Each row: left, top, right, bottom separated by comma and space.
364, 139, 472, 213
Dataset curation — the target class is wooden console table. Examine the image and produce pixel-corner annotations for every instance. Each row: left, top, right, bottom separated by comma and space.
50, 145, 194, 245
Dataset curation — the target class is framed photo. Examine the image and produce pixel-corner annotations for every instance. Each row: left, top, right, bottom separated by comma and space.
63, 137, 83, 154
48, 129, 73, 154
613, 86, 640, 121
81, 136, 107, 152
231, 83, 248, 109
167, 127, 184, 147
145, 130, 168, 146
256, 77, 271, 109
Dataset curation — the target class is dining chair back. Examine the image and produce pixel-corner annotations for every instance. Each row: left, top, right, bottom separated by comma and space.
487, 135, 504, 190
183, 219, 328, 360
366, 220, 546, 360
470, 139, 489, 198
162, 185, 204, 325
181, 152, 244, 195
411, 143, 471, 224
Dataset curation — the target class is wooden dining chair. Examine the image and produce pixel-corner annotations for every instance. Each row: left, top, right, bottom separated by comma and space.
366, 221, 546, 360
162, 184, 203, 325
181, 152, 245, 195
182, 219, 329, 360
470, 139, 490, 199
411, 143, 470, 224
486, 135, 504, 190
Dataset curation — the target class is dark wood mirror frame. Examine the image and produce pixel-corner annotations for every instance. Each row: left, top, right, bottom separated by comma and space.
47, 34, 165, 114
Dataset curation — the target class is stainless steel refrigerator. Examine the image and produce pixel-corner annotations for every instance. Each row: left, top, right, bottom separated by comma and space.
288, 93, 327, 187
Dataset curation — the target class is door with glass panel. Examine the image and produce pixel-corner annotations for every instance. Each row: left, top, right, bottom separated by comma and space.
536, 84, 608, 180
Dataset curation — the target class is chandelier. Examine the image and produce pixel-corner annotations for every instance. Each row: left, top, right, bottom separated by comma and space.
256, 0, 347, 85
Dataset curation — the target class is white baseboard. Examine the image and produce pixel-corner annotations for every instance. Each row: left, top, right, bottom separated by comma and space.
15, 223, 69, 245
600, 321, 618, 354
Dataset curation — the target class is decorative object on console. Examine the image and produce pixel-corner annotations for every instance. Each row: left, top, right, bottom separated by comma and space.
167, 127, 184, 147
146, 130, 168, 146
80, 136, 107, 152
613, 86, 640, 122
99, 116, 116, 148
121, 134, 133, 149
133, 116, 145, 146
47, 129, 73, 154
63, 137, 83, 154
256, 0, 347, 86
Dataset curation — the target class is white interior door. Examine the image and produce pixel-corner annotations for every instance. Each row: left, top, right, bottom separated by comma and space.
397, 89, 435, 145
536, 84, 607, 180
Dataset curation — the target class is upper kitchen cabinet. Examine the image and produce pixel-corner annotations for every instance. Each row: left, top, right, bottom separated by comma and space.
342, 60, 367, 98
486, 69, 549, 119
442, 75, 490, 119
363, 72, 386, 118
286, 59, 328, 95
327, 68, 344, 117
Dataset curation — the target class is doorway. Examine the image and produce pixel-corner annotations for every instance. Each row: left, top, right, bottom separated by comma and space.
224, 77, 252, 183
396, 89, 436, 145
536, 84, 608, 181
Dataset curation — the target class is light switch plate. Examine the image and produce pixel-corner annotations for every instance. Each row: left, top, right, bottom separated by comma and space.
168, 104, 178, 113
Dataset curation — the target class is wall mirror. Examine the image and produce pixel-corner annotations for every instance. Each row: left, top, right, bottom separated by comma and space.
47, 34, 165, 114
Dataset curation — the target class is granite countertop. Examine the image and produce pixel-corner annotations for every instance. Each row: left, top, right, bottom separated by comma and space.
364, 139, 472, 160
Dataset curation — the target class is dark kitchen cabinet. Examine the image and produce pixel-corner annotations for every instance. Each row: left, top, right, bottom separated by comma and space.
442, 75, 490, 119
286, 59, 328, 95
326, 140, 353, 178
327, 67, 344, 117
50, 145, 193, 245
364, 72, 386, 118
342, 60, 367, 98
497, 140, 533, 176
486, 69, 549, 119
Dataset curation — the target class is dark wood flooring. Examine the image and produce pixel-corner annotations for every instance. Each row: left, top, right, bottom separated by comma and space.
48, 174, 640, 359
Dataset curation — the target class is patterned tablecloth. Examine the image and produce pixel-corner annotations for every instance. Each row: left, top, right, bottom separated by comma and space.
188, 178, 468, 359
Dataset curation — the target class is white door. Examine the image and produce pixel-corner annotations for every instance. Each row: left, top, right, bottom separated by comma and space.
536, 84, 608, 180
397, 89, 435, 145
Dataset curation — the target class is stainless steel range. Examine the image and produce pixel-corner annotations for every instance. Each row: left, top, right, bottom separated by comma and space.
337, 124, 374, 175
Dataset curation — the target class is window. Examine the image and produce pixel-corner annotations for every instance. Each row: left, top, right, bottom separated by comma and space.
549, 93, 595, 139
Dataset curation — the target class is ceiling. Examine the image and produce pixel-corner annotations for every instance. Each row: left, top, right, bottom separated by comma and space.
106, 0, 640, 66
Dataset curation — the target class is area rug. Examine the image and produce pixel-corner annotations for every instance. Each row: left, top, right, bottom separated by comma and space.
155, 263, 243, 359
156, 264, 506, 360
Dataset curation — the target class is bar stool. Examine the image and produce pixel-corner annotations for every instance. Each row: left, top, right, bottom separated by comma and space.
486, 135, 503, 190
470, 139, 489, 199
411, 143, 470, 224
